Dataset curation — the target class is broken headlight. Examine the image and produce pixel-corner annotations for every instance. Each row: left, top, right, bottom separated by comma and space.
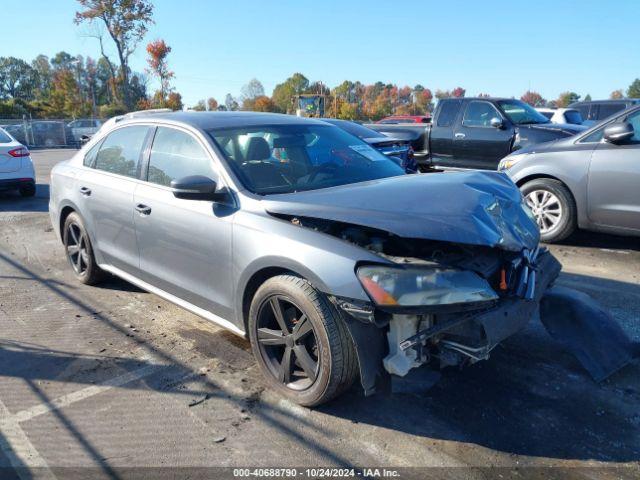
357, 265, 498, 307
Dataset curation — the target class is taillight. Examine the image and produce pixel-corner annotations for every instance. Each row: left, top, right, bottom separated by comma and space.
8, 147, 30, 157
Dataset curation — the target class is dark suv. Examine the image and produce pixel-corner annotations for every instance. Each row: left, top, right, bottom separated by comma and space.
570, 99, 640, 125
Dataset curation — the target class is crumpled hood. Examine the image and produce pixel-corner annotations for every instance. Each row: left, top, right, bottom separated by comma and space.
263, 171, 540, 252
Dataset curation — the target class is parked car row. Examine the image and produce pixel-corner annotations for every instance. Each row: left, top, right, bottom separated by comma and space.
367, 97, 587, 170
0, 118, 102, 148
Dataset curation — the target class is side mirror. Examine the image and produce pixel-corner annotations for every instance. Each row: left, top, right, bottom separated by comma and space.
490, 117, 504, 129
603, 122, 634, 144
171, 175, 218, 200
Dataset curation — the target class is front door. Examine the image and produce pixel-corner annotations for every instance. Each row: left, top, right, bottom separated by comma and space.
452, 100, 513, 170
587, 109, 640, 232
133, 126, 235, 318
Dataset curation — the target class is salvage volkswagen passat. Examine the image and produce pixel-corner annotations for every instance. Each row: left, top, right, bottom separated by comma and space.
50, 111, 561, 406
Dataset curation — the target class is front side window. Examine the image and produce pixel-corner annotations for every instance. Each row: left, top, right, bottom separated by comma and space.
209, 124, 404, 195
147, 127, 214, 187
94, 125, 149, 178
462, 101, 502, 127
580, 128, 604, 143
497, 100, 550, 125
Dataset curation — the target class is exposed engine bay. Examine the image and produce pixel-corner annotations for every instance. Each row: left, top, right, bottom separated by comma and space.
276, 213, 560, 389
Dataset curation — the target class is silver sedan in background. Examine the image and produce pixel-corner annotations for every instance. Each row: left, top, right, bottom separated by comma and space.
501, 104, 640, 243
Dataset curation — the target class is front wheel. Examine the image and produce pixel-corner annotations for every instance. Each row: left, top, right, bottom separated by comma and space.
62, 212, 105, 285
521, 178, 577, 243
248, 275, 358, 407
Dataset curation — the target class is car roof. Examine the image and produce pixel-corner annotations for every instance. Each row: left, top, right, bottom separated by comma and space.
570, 99, 640, 106
119, 111, 331, 130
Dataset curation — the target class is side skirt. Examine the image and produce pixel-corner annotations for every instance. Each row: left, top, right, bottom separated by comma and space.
99, 264, 246, 337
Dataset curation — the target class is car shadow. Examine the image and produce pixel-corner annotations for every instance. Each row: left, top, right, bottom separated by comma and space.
0, 184, 50, 213
558, 229, 640, 252
320, 273, 640, 463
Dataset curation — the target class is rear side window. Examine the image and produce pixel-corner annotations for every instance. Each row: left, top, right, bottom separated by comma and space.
0, 129, 13, 143
94, 126, 149, 178
436, 100, 462, 127
598, 103, 625, 120
147, 127, 213, 187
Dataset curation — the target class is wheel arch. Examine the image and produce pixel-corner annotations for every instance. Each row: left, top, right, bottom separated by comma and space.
516, 173, 579, 211
237, 258, 330, 334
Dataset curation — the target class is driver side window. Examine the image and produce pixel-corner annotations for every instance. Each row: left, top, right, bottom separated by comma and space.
147, 127, 214, 187
462, 101, 501, 127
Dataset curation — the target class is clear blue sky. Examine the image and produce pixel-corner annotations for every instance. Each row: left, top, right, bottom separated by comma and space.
3, 0, 639, 107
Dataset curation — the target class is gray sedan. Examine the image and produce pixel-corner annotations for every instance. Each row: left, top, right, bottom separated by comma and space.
50, 111, 561, 406
500, 105, 640, 243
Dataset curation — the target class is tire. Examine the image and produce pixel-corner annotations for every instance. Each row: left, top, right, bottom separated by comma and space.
62, 212, 105, 285
248, 275, 358, 407
521, 178, 577, 243
19, 183, 36, 197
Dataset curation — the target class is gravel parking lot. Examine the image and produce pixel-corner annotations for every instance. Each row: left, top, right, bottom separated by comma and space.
0, 150, 639, 479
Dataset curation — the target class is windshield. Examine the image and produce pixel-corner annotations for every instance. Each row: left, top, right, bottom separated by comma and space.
498, 100, 551, 125
208, 124, 404, 195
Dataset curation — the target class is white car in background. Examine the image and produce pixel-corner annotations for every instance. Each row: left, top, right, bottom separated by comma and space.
0, 127, 36, 197
536, 107, 584, 125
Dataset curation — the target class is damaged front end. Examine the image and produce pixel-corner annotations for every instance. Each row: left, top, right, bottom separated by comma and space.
276, 213, 561, 395
264, 172, 636, 395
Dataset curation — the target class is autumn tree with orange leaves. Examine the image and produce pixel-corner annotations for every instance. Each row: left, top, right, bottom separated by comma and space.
146, 39, 175, 108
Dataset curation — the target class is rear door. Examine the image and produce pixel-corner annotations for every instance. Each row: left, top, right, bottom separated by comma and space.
0, 130, 21, 173
134, 125, 234, 318
452, 100, 513, 169
76, 124, 152, 273
587, 109, 640, 232
429, 99, 463, 167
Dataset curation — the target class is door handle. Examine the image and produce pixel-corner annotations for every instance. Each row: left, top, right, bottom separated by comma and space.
135, 204, 152, 215
454, 133, 466, 139
79, 187, 91, 196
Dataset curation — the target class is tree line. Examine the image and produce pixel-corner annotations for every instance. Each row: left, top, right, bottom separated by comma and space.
1, 0, 639, 121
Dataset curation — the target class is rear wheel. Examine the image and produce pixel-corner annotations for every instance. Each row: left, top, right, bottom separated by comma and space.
521, 178, 577, 243
248, 275, 358, 407
63, 212, 104, 285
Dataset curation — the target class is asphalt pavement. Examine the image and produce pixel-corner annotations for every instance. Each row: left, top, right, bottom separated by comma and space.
0, 149, 638, 479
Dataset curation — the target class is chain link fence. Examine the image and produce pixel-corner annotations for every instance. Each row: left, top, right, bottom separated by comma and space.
0, 118, 104, 148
